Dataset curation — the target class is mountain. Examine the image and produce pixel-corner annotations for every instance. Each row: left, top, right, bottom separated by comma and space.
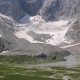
0, 0, 80, 63
0, 14, 70, 60
0, 0, 80, 21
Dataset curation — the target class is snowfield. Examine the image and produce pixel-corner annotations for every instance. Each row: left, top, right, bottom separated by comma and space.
15, 15, 71, 45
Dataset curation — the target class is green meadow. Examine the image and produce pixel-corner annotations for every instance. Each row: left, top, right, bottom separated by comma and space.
0, 64, 80, 80
0, 55, 80, 80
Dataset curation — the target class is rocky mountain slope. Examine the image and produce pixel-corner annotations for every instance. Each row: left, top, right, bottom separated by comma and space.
0, 0, 25, 21
0, 0, 80, 42
0, 0, 80, 21
0, 14, 70, 59
0, 0, 80, 62
41, 0, 80, 21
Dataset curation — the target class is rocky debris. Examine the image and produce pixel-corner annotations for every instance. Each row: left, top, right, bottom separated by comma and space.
41, 0, 80, 21
0, 0, 25, 21
27, 31, 52, 42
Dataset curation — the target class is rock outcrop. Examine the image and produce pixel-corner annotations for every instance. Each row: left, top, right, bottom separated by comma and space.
0, 0, 80, 21
0, 0, 25, 21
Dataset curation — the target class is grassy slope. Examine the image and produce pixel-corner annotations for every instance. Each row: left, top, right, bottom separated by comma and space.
0, 55, 63, 64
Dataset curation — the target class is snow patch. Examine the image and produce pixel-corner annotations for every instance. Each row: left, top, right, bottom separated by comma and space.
14, 27, 42, 43
15, 15, 70, 45
15, 27, 33, 42
61, 43, 80, 48
29, 15, 70, 45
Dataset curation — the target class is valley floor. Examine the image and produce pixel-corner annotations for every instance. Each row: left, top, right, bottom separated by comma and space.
0, 64, 80, 80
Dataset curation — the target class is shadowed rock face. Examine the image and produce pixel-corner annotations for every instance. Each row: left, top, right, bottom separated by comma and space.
19, 0, 80, 21
0, 0, 44, 21
41, 0, 80, 21
0, 0, 80, 21
41, 0, 61, 21
19, 0, 44, 16
0, 0, 25, 21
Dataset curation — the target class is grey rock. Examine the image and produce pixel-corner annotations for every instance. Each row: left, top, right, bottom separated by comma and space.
19, 0, 44, 16
0, 0, 80, 21
41, 0, 80, 21
66, 18, 80, 41
27, 31, 52, 42
0, 15, 70, 57
0, 0, 25, 21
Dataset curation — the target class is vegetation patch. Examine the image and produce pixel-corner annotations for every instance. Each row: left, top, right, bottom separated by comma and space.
0, 65, 80, 80
0, 55, 65, 64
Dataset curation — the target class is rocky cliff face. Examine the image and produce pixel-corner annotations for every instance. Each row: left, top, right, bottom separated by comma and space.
0, 0, 25, 21
41, 0, 80, 21
0, 0, 80, 21
0, 0, 44, 21
66, 17, 80, 41
19, 0, 44, 16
